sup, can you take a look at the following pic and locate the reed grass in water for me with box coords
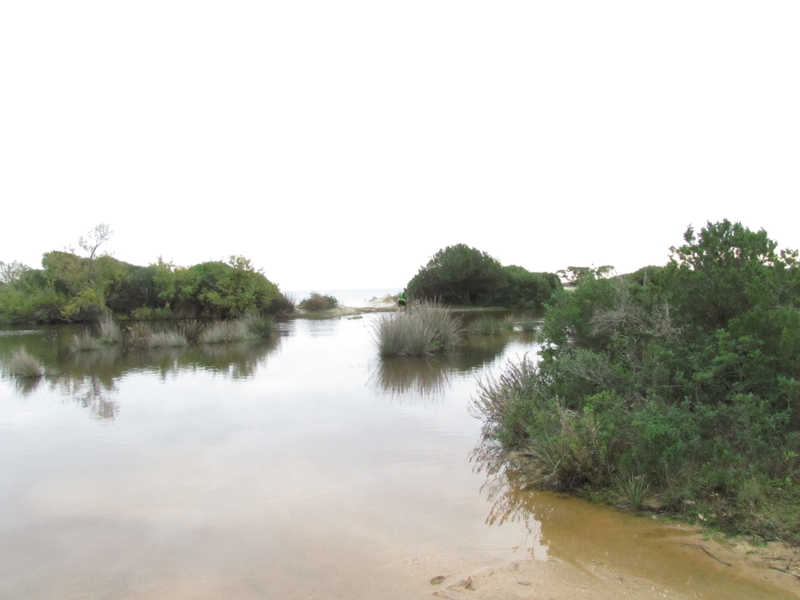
[97,315,121,344]
[148,331,188,348]
[373,301,462,357]
[6,347,43,377]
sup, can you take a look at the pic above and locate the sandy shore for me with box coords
[406,527,799,600]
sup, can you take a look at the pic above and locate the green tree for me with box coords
[0,261,30,284]
[496,265,562,308]
[407,244,505,305]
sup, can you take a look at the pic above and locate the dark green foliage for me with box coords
[267,292,296,315]
[407,244,561,307]
[0,250,283,324]
[474,221,800,542]
[496,266,562,308]
[408,244,505,305]
[298,292,338,312]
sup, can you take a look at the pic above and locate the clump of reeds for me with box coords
[148,330,188,348]
[125,323,153,348]
[615,473,649,511]
[6,347,44,377]
[373,300,462,357]
[97,315,121,344]
[178,320,206,343]
[298,292,338,312]
[200,320,252,344]
[72,330,102,351]
[241,311,275,338]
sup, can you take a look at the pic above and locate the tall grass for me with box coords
[241,311,275,338]
[148,330,188,348]
[200,320,251,344]
[125,323,153,348]
[97,315,121,344]
[373,301,462,357]
[6,347,44,377]
[178,320,206,343]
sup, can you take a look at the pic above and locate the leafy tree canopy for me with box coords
[407,244,505,306]
[408,244,561,307]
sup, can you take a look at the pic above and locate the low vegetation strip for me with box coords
[472,220,800,543]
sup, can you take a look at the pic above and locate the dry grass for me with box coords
[148,331,188,348]
[373,300,462,357]
[6,347,44,377]
[97,315,121,344]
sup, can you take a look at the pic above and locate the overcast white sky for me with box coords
[1,1,797,291]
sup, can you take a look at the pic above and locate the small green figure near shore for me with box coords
[397,288,407,312]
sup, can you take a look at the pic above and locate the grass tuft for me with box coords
[200,320,252,344]
[148,330,188,348]
[373,300,462,357]
[6,347,44,377]
[241,311,275,338]
[97,315,121,344]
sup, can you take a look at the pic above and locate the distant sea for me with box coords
[285,288,401,308]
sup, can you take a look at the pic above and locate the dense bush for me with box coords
[407,244,561,307]
[298,292,338,312]
[473,220,800,542]
[0,251,287,324]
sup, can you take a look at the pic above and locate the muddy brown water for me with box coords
[0,315,794,599]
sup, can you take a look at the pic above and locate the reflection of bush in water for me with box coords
[65,344,123,375]
[471,441,543,527]
[373,356,452,398]
[11,375,43,395]
[195,340,278,379]
[45,373,119,420]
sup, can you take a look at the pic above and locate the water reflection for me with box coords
[471,441,549,560]
[472,441,537,527]
[372,356,453,399]
[371,333,512,400]
[1,328,283,419]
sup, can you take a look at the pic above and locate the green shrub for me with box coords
[298,292,338,312]
[268,292,296,315]
[472,221,800,542]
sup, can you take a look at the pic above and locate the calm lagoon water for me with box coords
[0,314,542,599]
[1,314,792,599]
